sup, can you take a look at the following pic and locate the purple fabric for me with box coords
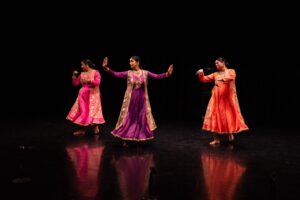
[114,153,153,199]
[147,71,167,79]
[112,86,153,140]
[109,69,167,140]
[107,69,128,78]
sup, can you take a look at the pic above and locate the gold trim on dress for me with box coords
[111,131,154,141]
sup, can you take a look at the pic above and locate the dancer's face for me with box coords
[129,58,139,70]
[81,62,89,71]
[215,60,225,70]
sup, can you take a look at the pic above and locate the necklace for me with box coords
[219,69,227,75]
[133,70,142,75]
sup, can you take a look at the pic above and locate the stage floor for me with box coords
[1,121,299,200]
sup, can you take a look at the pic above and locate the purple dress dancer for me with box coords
[107,69,168,141]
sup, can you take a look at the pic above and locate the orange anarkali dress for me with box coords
[198,69,249,134]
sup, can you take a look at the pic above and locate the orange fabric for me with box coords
[201,151,246,200]
[199,69,249,134]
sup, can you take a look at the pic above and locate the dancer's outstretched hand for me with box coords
[102,57,109,71]
[167,64,173,77]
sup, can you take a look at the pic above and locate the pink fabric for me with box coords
[67,70,105,126]
[66,144,105,199]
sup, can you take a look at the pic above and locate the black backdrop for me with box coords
[2,4,299,130]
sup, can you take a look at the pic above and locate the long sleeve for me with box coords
[223,69,236,82]
[198,73,215,83]
[147,71,168,80]
[89,71,101,87]
[107,69,128,79]
[72,75,81,87]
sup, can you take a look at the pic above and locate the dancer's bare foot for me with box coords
[94,126,100,134]
[209,140,220,145]
[73,130,85,136]
[228,134,234,142]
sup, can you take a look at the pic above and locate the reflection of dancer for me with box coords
[112,148,155,200]
[102,56,173,146]
[66,140,105,199]
[200,146,246,200]
[196,57,249,145]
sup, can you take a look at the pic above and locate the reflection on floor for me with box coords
[112,147,155,200]
[201,145,246,200]
[1,121,300,200]
[66,139,105,199]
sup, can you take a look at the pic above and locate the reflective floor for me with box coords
[1,121,300,200]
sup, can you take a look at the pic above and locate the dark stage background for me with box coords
[2,4,299,130]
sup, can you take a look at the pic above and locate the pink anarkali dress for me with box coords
[67,69,105,126]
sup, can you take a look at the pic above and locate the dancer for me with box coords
[102,56,173,146]
[67,59,105,136]
[196,57,248,145]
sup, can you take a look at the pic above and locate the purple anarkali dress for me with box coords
[108,69,168,141]
[67,69,105,126]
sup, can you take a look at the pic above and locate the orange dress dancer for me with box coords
[197,57,248,145]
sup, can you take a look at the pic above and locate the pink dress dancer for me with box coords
[67,59,105,135]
